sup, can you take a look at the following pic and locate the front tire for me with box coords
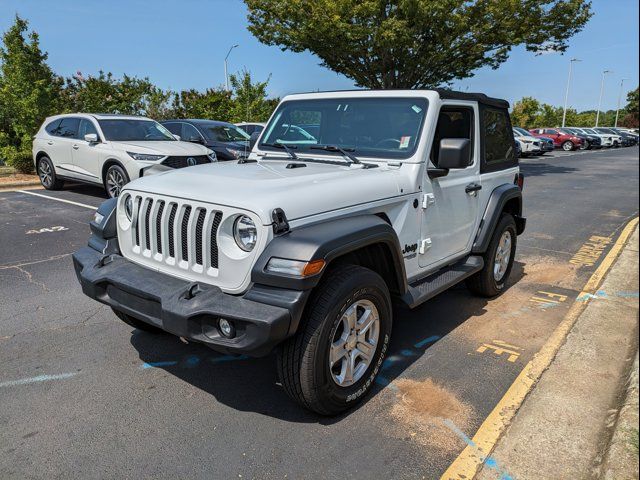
[466,214,517,298]
[104,164,130,198]
[37,156,64,190]
[562,141,575,151]
[277,264,392,416]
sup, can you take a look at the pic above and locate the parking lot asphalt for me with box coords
[1,147,638,479]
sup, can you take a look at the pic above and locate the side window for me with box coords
[546,129,558,135]
[430,107,474,167]
[483,108,515,166]
[78,119,99,140]
[57,118,80,138]
[181,123,202,142]
[45,119,61,136]
[163,123,181,135]
[243,125,255,135]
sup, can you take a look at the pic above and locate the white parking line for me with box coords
[17,190,98,210]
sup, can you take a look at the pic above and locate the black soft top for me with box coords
[435,89,510,109]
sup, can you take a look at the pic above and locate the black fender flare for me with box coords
[472,184,524,254]
[251,215,408,294]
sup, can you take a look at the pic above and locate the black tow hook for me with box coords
[97,254,116,268]
[184,283,203,300]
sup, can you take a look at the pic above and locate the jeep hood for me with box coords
[125,159,410,224]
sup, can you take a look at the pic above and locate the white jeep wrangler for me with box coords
[74,90,525,415]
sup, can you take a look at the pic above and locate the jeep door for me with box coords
[419,103,481,269]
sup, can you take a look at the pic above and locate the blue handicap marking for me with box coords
[414,335,440,349]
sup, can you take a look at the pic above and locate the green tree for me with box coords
[0,15,62,172]
[228,69,279,122]
[511,97,541,128]
[621,87,638,128]
[61,71,158,115]
[172,87,234,120]
[244,0,592,89]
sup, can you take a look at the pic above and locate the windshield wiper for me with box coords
[310,145,361,164]
[262,142,298,160]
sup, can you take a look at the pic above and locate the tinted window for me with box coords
[431,108,473,166]
[261,97,428,160]
[163,122,181,135]
[181,123,202,142]
[203,124,251,143]
[78,119,99,140]
[45,119,61,135]
[545,129,559,135]
[483,108,515,165]
[58,118,80,138]
[98,119,175,141]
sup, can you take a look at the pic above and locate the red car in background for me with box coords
[529,128,584,151]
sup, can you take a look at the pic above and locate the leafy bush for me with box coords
[1,147,34,174]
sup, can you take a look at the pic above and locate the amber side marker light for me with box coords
[302,259,326,276]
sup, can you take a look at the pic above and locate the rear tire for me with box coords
[112,308,164,334]
[466,214,517,298]
[37,156,64,190]
[277,264,392,416]
[562,141,575,151]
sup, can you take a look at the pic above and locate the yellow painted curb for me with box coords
[441,216,639,480]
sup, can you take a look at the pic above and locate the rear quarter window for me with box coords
[482,107,516,172]
[45,119,61,136]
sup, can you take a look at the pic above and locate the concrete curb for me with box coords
[472,223,639,480]
[442,217,639,480]
[600,351,639,480]
[0,180,41,191]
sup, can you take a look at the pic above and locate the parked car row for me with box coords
[526,126,638,152]
[32,113,257,197]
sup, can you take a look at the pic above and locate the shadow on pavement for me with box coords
[130,261,526,424]
[519,161,578,178]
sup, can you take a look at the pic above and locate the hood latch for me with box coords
[271,208,290,235]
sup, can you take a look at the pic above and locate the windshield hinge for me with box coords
[271,208,290,235]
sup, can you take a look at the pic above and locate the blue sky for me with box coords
[1,0,638,111]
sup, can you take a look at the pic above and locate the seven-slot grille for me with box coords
[130,195,223,271]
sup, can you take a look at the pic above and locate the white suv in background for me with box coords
[512,127,542,156]
[32,114,216,197]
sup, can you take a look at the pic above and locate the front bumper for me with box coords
[73,246,304,356]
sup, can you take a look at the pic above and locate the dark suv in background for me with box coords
[561,127,602,149]
[161,119,252,160]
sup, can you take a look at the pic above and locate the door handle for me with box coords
[47,141,54,145]
[465,183,482,194]
[72,144,79,150]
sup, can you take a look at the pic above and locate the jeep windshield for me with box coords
[98,119,176,141]
[260,97,428,160]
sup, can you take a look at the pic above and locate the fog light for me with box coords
[218,318,235,338]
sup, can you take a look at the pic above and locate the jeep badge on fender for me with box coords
[73,89,525,416]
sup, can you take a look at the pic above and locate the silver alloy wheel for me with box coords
[38,159,52,188]
[493,230,512,282]
[106,167,126,198]
[329,299,380,387]
[563,141,573,151]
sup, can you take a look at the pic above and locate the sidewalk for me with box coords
[477,226,639,480]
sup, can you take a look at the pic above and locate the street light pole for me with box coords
[224,44,239,91]
[595,69,612,127]
[614,78,628,127]
[562,58,581,128]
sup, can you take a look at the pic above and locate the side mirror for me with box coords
[187,136,203,144]
[173,134,181,141]
[437,138,471,169]
[84,133,98,143]
[249,131,260,150]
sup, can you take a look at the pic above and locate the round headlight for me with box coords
[124,195,133,220]
[233,215,257,252]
